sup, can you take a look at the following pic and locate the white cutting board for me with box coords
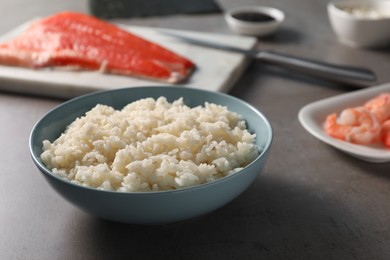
[0,20,257,99]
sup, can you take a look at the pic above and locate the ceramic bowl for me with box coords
[327,0,390,48]
[29,86,273,225]
[225,6,285,37]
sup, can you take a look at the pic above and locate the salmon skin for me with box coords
[0,12,195,83]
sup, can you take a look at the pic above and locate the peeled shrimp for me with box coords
[324,92,390,148]
[381,119,390,148]
[324,107,381,144]
[364,93,390,122]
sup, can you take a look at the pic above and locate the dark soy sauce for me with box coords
[232,12,275,22]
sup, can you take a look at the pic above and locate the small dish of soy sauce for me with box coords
[225,6,285,37]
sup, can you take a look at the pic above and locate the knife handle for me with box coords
[256,51,377,87]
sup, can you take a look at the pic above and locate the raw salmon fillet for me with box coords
[0,12,195,83]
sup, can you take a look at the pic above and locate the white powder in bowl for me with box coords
[40,97,259,192]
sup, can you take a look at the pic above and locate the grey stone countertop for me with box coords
[1,0,389,259]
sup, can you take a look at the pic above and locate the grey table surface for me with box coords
[1,0,390,259]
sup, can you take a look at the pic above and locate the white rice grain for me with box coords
[40,97,259,192]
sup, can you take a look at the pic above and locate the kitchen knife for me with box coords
[161,31,377,88]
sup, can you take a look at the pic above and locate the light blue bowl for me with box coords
[29,86,273,225]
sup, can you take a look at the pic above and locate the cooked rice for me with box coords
[40,97,259,192]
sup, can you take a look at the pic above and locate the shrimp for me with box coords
[324,106,381,144]
[380,119,390,148]
[364,93,390,122]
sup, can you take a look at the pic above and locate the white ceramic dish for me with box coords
[327,0,390,48]
[298,82,390,163]
[225,6,285,37]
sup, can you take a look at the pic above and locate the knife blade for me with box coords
[161,31,377,88]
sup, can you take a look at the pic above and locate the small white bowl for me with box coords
[225,6,285,37]
[327,0,390,48]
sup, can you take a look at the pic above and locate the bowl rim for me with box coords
[29,86,273,196]
[328,0,390,21]
[225,5,285,26]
